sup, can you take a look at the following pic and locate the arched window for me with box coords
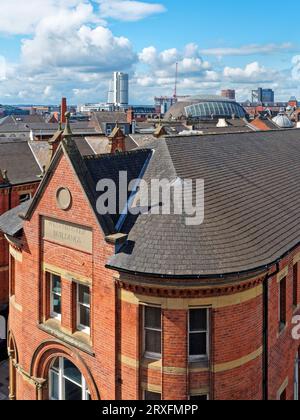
[49,357,90,400]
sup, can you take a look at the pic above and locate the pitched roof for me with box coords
[83,149,152,226]
[0,199,32,236]
[0,139,41,185]
[92,111,128,124]
[24,135,152,237]
[107,129,300,277]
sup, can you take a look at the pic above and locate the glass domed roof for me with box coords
[272,114,294,128]
[165,95,246,121]
[184,99,246,120]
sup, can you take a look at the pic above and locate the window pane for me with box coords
[52,358,60,371]
[78,285,90,306]
[145,391,161,401]
[64,378,82,401]
[63,359,82,385]
[145,307,161,329]
[190,395,208,401]
[52,276,61,295]
[145,330,161,355]
[79,305,90,328]
[52,294,61,315]
[189,332,207,357]
[50,371,59,400]
[190,309,207,331]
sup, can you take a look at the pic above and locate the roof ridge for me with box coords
[83,149,151,161]
[165,127,300,140]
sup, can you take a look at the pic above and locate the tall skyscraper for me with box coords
[252,88,275,104]
[107,72,129,108]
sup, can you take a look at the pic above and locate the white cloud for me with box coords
[139,44,211,77]
[97,0,166,21]
[0,0,165,35]
[223,62,277,83]
[21,4,136,73]
[292,55,300,80]
[200,43,294,57]
[0,0,85,35]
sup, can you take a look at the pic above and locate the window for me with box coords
[49,357,90,400]
[144,390,161,401]
[293,264,299,308]
[189,309,209,361]
[77,284,90,334]
[144,306,162,359]
[50,274,62,320]
[190,395,209,401]
[19,193,31,204]
[279,278,287,332]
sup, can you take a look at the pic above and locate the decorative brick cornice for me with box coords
[115,275,264,299]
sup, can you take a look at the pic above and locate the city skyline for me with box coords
[0,1,299,105]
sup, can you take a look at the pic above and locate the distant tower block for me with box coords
[107,72,129,108]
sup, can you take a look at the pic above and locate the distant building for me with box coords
[90,111,131,136]
[288,96,298,109]
[252,88,275,104]
[108,72,129,108]
[154,96,177,115]
[165,95,246,121]
[221,90,236,101]
[77,103,115,113]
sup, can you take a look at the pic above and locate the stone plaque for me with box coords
[43,218,92,253]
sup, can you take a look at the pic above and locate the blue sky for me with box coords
[0,0,299,104]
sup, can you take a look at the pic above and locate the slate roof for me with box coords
[128,134,157,149]
[0,139,41,185]
[0,199,32,236]
[108,129,300,277]
[7,128,300,278]
[0,122,99,136]
[83,150,152,225]
[92,111,128,124]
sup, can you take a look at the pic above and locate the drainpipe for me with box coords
[263,263,280,401]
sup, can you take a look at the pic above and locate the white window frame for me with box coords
[50,274,62,321]
[188,308,210,362]
[76,283,91,335]
[143,305,162,360]
[49,357,90,401]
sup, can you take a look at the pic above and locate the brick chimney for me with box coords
[127,107,134,124]
[109,123,126,154]
[61,98,67,124]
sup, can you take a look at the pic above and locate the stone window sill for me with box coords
[39,319,94,356]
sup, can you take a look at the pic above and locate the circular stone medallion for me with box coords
[56,187,72,210]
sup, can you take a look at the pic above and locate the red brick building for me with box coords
[2,130,300,400]
[0,139,41,311]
